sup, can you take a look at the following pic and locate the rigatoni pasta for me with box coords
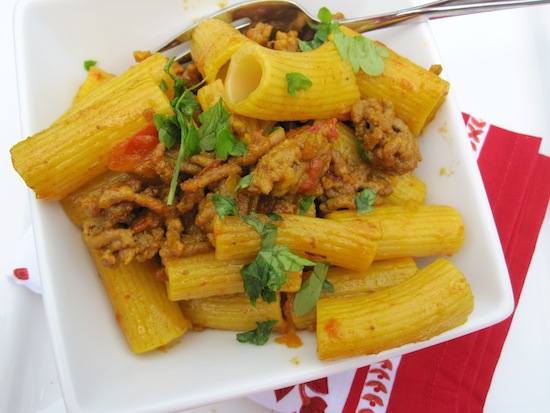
[223,40,360,120]
[316,258,474,360]
[85,241,189,354]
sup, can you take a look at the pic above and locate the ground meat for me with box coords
[247,119,336,197]
[246,22,273,47]
[82,180,171,268]
[351,98,421,175]
[179,160,242,193]
[269,30,300,52]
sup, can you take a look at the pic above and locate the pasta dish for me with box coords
[10,6,474,360]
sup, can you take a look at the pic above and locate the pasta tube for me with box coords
[164,251,302,301]
[58,53,173,123]
[288,257,418,331]
[224,41,360,121]
[11,70,173,200]
[212,213,381,272]
[355,43,449,136]
[191,18,254,82]
[72,66,115,104]
[381,173,427,206]
[326,204,464,260]
[180,293,287,333]
[316,258,474,360]
[85,245,189,354]
[338,27,449,135]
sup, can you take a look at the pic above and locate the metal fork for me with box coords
[154,0,550,63]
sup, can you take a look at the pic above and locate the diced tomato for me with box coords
[306,118,339,140]
[109,122,159,174]
[299,157,327,194]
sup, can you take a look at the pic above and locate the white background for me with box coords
[1,0,548,412]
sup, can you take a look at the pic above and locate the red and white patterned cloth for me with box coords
[248,113,550,413]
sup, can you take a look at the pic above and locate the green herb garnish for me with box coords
[236,320,278,345]
[298,195,316,215]
[155,59,248,205]
[298,7,338,52]
[197,99,248,160]
[356,188,376,215]
[333,30,389,76]
[293,262,333,316]
[240,213,315,305]
[210,194,239,220]
[234,174,253,192]
[83,60,97,71]
[286,72,313,98]
[299,7,389,76]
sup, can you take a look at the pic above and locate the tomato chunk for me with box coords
[109,122,159,174]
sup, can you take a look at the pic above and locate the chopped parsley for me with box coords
[293,262,333,316]
[83,60,97,71]
[240,213,315,306]
[356,188,376,215]
[236,320,278,345]
[154,58,247,205]
[299,7,389,76]
[210,194,239,220]
[298,7,338,52]
[286,72,313,98]
[197,99,248,160]
[298,195,316,215]
[234,174,253,192]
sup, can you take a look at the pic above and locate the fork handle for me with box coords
[342,0,550,33]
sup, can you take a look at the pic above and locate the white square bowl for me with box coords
[13,0,513,411]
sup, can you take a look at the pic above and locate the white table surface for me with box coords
[1,1,548,412]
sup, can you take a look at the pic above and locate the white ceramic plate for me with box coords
[13,0,514,411]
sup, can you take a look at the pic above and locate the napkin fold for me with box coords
[250,114,550,413]
[4,114,550,413]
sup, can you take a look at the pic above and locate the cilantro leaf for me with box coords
[298,195,316,215]
[155,58,204,205]
[333,28,389,76]
[154,114,180,149]
[83,60,97,71]
[210,194,239,220]
[356,188,376,215]
[293,262,331,316]
[298,7,339,52]
[240,214,315,305]
[197,99,248,161]
[286,72,313,98]
[298,8,389,75]
[236,320,278,345]
[234,174,253,192]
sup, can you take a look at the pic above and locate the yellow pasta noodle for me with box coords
[288,257,418,331]
[191,18,254,82]
[180,293,287,333]
[72,65,115,104]
[58,53,173,124]
[212,213,381,272]
[326,204,464,260]
[354,41,449,136]
[85,244,189,354]
[11,69,173,200]
[224,41,360,121]
[164,251,302,300]
[316,258,474,360]
[381,173,427,206]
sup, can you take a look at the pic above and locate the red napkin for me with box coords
[249,114,550,413]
